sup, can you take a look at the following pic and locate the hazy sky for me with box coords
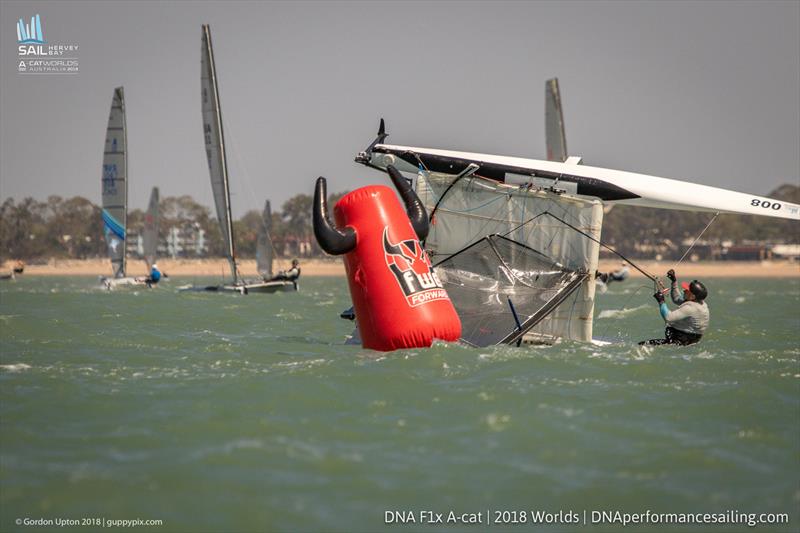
[1,1,798,218]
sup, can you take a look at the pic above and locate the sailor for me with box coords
[596,261,629,285]
[640,269,709,346]
[144,263,162,288]
[268,259,301,282]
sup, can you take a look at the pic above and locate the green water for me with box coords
[1,276,798,532]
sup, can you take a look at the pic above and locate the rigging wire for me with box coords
[222,115,282,267]
[671,212,720,270]
[503,211,658,282]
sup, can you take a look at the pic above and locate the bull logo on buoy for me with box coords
[382,227,447,307]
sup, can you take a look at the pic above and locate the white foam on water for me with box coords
[598,304,649,319]
[0,363,31,373]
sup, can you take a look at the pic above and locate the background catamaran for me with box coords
[100,87,139,289]
[353,111,798,346]
[181,25,295,294]
[99,87,161,290]
[142,187,160,273]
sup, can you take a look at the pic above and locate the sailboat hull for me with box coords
[241,280,297,293]
[100,276,149,290]
[178,280,297,294]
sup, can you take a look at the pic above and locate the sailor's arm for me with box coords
[661,303,693,323]
[667,269,684,304]
[670,284,684,304]
[654,291,670,320]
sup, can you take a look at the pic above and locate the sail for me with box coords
[142,187,159,269]
[435,235,589,346]
[545,78,568,162]
[102,86,127,278]
[417,170,603,342]
[201,24,238,283]
[256,200,273,278]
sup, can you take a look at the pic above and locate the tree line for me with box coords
[1,184,797,262]
[0,192,343,262]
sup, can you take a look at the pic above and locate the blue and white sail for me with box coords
[102,87,127,278]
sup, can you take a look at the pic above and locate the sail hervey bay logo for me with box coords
[16,13,79,74]
[17,14,45,44]
[382,226,449,307]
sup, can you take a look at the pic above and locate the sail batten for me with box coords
[102,87,127,278]
[201,24,238,283]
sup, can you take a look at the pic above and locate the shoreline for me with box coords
[3,258,799,278]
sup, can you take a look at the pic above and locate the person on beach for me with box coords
[267,259,301,283]
[640,269,709,346]
[596,261,630,285]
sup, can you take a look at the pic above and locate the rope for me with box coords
[502,211,658,282]
[670,212,719,270]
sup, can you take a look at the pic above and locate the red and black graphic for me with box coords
[382,226,449,307]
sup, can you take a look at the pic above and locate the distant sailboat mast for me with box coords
[545,78,567,163]
[201,24,238,284]
[142,187,159,269]
[102,86,128,278]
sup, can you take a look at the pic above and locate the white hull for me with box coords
[365,144,800,220]
[241,280,297,293]
[100,276,148,290]
[177,280,297,294]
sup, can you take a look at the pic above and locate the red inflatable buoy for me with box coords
[313,166,461,351]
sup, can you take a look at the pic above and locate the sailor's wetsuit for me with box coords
[270,266,300,282]
[145,267,161,287]
[642,282,709,346]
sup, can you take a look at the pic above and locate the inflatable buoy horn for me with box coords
[313,177,356,255]
[386,165,429,242]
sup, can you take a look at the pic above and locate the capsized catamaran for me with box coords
[180,25,296,294]
[353,119,798,346]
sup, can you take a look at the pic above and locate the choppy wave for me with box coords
[1,276,798,531]
[597,303,649,319]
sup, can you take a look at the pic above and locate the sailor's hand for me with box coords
[653,291,665,304]
[666,269,676,283]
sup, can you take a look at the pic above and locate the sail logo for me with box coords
[102,165,119,195]
[17,14,45,44]
[382,226,449,307]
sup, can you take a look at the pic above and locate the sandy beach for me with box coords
[1,258,344,278]
[3,258,799,278]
